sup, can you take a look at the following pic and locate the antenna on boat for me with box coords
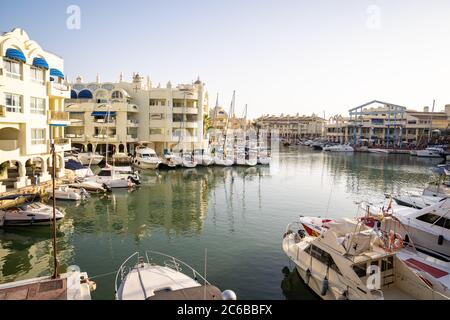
[204,248,207,300]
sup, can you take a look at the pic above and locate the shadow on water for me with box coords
[281,266,319,300]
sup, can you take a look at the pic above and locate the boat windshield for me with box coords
[98,170,112,177]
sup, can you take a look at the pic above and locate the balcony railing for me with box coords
[50,81,69,91]
[54,137,70,145]
[49,110,70,122]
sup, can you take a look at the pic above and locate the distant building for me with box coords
[325,100,450,146]
[65,75,209,155]
[0,28,70,192]
[255,113,325,139]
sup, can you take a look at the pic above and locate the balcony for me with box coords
[47,81,70,99]
[172,136,198,143]
[48,110,70,126]
[65,133,85,142]
[127,119,139,127]
[172,122,198,129]
[91,135,118,143]
[69,119,84,126]
[172,107,198,114]
[50,137,71,152]
[126,135,139,142]
[94,119,116,126]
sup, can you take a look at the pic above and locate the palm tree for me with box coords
[203,113,213,138]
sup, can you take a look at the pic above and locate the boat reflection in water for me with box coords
[280,266,318,300]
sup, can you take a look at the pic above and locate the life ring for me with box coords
[389,231,404,250]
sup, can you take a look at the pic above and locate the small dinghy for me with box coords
[46,186,90,201]
[69,181,111,193]
[1,202,64,227]
[115,251,237,300]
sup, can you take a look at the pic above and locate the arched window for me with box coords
[71,90,78,99]
[78,89,93,99]
[112,91,123,100]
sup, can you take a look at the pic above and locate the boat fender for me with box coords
[305,269,311,284]
[438,235,444,246]
[320,276,329,296]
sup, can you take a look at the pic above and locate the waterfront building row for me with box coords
[326,100,450,146]
[65,74,209,155]
[254,113,326,139]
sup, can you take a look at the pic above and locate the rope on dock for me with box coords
[87,270,117,280]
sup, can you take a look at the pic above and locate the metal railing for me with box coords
[114,250,210,299]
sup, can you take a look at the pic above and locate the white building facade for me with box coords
[66,74,209,155]
[0,28,70,192]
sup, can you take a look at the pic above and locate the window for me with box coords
[5,93,23,112]
[30,97,46,114]
[417,213,450,229]
[308,245,341,274]
[149,128,163,135]
[352,263,367,278]
[4,59,21,79]
[31,128,46,145]
[112,91,123,100]
[30,67,45,84]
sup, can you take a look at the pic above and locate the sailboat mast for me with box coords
[428,99,435,143]
[50,126,58,278]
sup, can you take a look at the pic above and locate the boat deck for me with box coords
[382,286,413,300]
[0,277,67,300]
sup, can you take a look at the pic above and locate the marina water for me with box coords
[0,147,444,299]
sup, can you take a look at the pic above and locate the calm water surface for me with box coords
[0,147,443,299]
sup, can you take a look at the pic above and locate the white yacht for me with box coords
[46,185,90,201]
[132,146,161,170]
[323,144,354,152]
[181,153,197,168]
[193,149,214,166]
[417,147,445,158]
[283,217,449,299]
[393,193,444,209]
[163,151,183,166]
[77,152,104,165]
[1,202,64,227]
[291,215,450,299]
[257,147,271,165]
[115,251,237,300]
[214,150,234,166]
[85,165,140,188]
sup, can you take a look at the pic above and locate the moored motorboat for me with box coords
[323,144,354,152]
[115,251,237,300]
[1,202,64,227]
[283,217,449,300]
[131,146,161,170]
[181,153,197,168]
[45,186,90,201]
[193,149,214,166]
[417,147,445,158]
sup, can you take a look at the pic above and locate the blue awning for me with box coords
[5,48,26,63]
[32,57,49,69]
[70,90,78,99]
[50,68,64,79]
[91,111,116,117]
[78,89,93,99]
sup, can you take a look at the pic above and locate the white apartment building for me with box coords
[0,28,70,192]
[65,74,209,155]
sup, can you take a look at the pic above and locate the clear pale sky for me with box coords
[1,0,450,119]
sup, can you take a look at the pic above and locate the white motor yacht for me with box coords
[163,151,183,166]
[132,146,161,170]
[283,217,449,300]
[1,202,64,227]
[115,251,237,300]
[46,186,90,201]
[193,149,214,166]
[417,147,445,158]
[393,193,444,209]
[181,153,197,168]
[324,144,354,152]
[77,152,104,165]
[85,165,140,188]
